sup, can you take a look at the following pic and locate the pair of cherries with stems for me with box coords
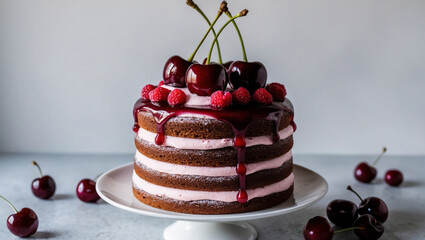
[354,147,404,186]
[304,186,388,240]
[162,1,229,88]
[187,0,267,95]
[31,161,100,202]
[186,5,250,96]
[164,1,266,96]
[185,0,246,69]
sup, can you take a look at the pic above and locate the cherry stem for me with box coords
[334,227,363,234]
[206,9,248,65]
[187,0,223,63]
[371,146,387,166]
[347,185,363,202]
[0,195,18,213]
[32,161,43,177]
[225,10,247,62]
[187,1,226,63]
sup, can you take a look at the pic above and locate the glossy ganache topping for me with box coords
[132,81,295,203]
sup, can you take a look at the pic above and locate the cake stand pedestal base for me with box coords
[163,221,257,240]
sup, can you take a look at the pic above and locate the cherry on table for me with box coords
[0,195,38,238]
[326,199,358,227]
[353,214,384,240]
[76,178,100,203]
[31,161,56,199]
[354,147,386,183]
[303,216,334,240]
[354,162,377,183]
[385,169,403,186]
[347,186,389,223]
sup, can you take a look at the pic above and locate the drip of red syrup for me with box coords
[155,133,165,145]
[234,135,247,203]
[291,121,297,132]
[236,188,248,203]
[132,124,139,133]
[132,98,295,203]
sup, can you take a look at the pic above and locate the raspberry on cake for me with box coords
[210,90,232,107]
[141,84,156,100]
[232,87,251,105]
[253,88,273,105]
[167,89,186,106]
[266,82,287,102]
[148,87,171,102]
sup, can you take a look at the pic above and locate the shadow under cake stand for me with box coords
[96,163,328,240]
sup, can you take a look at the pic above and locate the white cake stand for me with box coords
[96,163,328,240]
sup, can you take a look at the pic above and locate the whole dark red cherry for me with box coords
[385,169,403,186]
[163,55,193,87]
[186,63,227,96]
[0,196,38,238]
[354,147,386,183]
[347,186,389,223]
[326,199,358,227]
[31,161,56,199]
[358,197,389,223]
[353,214,384,240]
[228,61,267,93]
[303,216,333,240]
[354,162,377,183]
[76,179,100,203]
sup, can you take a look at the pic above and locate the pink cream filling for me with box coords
[135,150,292,177]
[137,125,294,150]
[132,171,294,202]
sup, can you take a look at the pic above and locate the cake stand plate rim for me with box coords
[96,162,328,222]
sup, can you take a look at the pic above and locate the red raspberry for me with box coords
[232,87,251,105]
[266,82,287,101]
[149,87,171,102]
[210,91,232,108]
[167,89,186,106]
[158,80,164,86]
[253,88,272,105]
[141,84,156,100]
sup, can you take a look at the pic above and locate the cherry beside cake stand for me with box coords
[96,163,328,240]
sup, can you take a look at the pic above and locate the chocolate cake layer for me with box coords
[137,111,292,139]
[132,184,294,214]
[135,136,293,167]
[133,158,293,191]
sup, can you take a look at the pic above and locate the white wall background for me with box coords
[1,0,424,155]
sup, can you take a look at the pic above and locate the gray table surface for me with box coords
[0,153,424,240]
